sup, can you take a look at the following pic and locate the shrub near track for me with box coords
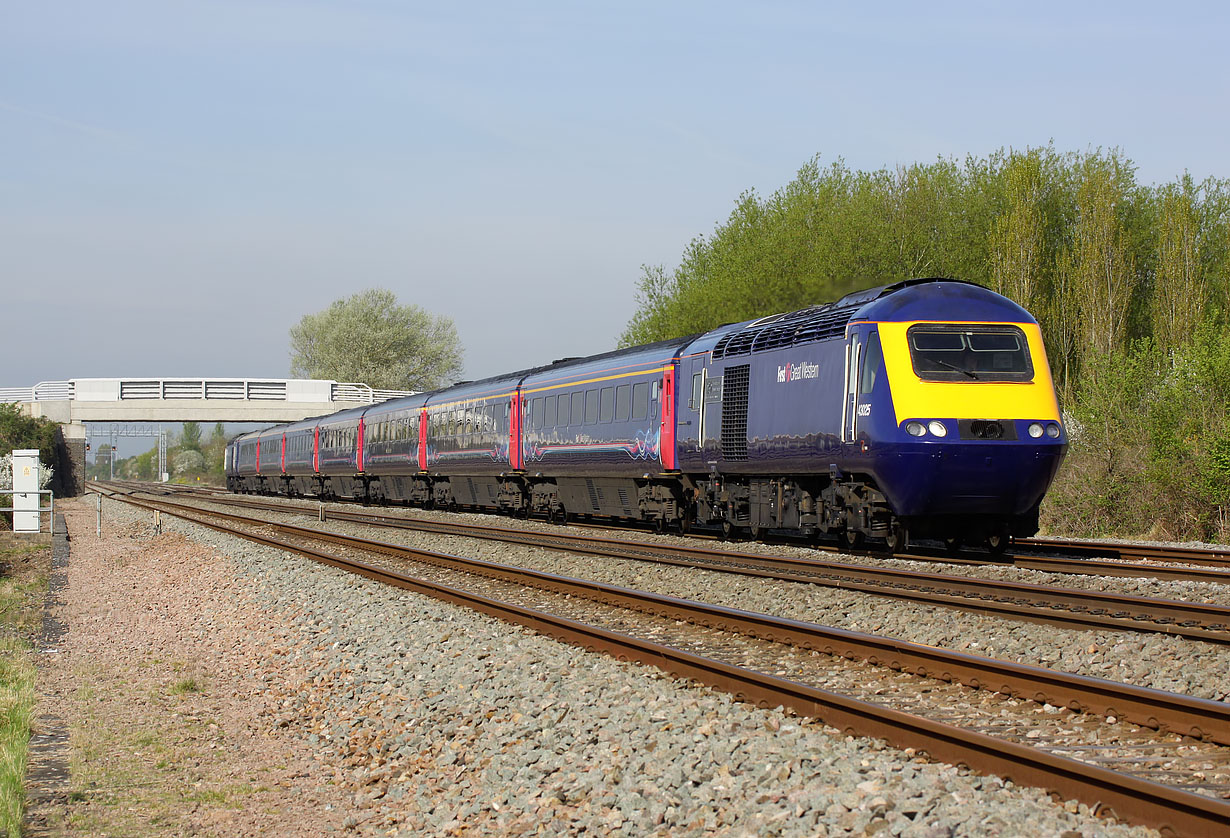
[0,542,46,834]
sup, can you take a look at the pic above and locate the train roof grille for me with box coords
[712,303,860,359]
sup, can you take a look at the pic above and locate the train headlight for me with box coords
[1046,423,1061,438]
[927,420,947,437]
[905,421,926,437]
[1028,422,1044,438]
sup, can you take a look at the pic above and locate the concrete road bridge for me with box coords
[2,377,416,495]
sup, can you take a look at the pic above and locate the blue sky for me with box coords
[4,0,1228,402]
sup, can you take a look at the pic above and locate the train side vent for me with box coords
[720,364,750,461]
[712,304,859,360]
[586,479,602,512]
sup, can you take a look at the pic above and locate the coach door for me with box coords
[842,331,862,443]
[681,355,715,461]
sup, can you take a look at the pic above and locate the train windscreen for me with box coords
[907,325,1033,382]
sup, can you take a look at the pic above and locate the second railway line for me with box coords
[107,484,1230,649]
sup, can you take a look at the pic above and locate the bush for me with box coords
[171,450,205,477]
[1042,322,1230,542]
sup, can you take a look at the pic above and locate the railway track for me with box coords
[112,481,1230,578]
[1017,536,1230,570]
[94,484,1230,837]
[103,484,1230,646]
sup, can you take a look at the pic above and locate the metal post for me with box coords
[155,510,161,534]
[96,493,102,537]
[319,502,325,522]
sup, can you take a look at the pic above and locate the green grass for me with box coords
[168,678,203,696]
[0,544,46,837]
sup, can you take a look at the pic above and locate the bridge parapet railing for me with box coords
[0,381,74,404]
[117,380,294,401]
[331,383,417,403]
[1,379,412,405]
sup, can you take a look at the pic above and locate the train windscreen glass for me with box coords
[907,325,1033,382]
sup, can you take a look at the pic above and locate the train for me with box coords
[225,278,1067,553]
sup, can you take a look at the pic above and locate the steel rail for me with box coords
[1003,554,1230,585]
[100,488,1230,838]
[1017,536,1230,569]
[127,488,1230,644]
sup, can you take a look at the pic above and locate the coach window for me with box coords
[691,374,702,410]
[571,391,584,425]
[860,333,882,395]
[599,387,614,423]
[531,398,543,429]
[542,395,556,427]
[585,389,599,424]
[632,382,649,420]
[615,384,630,421]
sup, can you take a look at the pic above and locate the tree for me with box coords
[289,288,464,391]
[619,154,999,347]
[1061,155,1139,365]
[1152,175,1205,356]
[0,403,59,469]
[181,422,202,452]
[989,152,1045,313]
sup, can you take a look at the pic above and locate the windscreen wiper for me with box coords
[929,358,978,379]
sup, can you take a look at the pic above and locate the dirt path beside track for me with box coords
[26,498,350,836]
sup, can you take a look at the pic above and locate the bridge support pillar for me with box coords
[54,423,86,498]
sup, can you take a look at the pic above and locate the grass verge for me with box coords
[0,543,48,836]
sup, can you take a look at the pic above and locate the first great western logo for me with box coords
[776,360,820,383]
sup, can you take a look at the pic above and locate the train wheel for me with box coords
[885,521,909,554]
[677,509,694,536]
[943,536,963,555]
[837,529,865,551]
[654,517,668,535]
[720,519,733,541]
[985,531,1010,555]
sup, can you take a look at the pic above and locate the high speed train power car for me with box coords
[227,278,1067,552]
